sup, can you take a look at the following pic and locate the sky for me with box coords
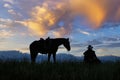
[0,0,120,56]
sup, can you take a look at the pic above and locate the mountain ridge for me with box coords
[0,50,120,62]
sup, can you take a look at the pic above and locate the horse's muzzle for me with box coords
[68,48,71,51]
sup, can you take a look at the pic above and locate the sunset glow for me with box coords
[0,0,120,56]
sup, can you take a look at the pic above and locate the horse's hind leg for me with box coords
[48,53,51,62]
[30,51,38,63]
[53,53,56,63]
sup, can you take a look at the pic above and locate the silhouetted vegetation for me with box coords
[0,60,120,80]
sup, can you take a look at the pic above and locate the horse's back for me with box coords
[30,40,42,51]
[30,40,48,54]
[29,38,69,54]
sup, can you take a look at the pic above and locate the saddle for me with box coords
[39,38,52,50]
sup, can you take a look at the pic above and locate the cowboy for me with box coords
[83,45,101,63]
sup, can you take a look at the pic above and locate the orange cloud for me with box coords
[22,6,57,36]
[21,2,69,37]
[115,8,120,21]
[70,0,106,28]
[19,0,120,37]
[52,27,71,37]
[70,0,120,28]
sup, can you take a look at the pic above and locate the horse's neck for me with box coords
[54,38,65,46]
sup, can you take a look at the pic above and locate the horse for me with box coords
[29,38,71,63]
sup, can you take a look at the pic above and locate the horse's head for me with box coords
[63,38,71,51]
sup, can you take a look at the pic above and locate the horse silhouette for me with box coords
[29,38,71,63]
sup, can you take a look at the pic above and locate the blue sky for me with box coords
[0,0,120,56]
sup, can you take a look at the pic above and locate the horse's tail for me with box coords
[29,44,33,63]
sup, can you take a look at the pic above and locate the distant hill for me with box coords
[0,50,120,62]
[99,55,120,62]
[0,50,30,61]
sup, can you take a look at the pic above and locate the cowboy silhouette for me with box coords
[83,45,101,63]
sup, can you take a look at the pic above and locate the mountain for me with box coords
[0,50,120,62]
[99,55,120,62]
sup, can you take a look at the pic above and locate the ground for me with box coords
[0,61,120,80]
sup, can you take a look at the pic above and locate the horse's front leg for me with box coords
[48,53,51,62]
[53,53,56,63]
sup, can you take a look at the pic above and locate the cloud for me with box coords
[52,27,72,37]
[96,48,108,53]
[2,0,120,37]
[0,18,13,29]
[20,3,72,37]
[25,0,120,36]
[0,18,12,23]
[7,9,22,17]
[4,3,12,9]
[96,47,120,56]
[3,0,14,4]
[71,43,85,48]
[70,0,120,27]
[85,36,120,49]
[0,18,28,37]
[70,0,106,28]
[8,9,16,15]
[77,29,90,35]
[102,23,120,28]
[0,30,14,38]
[0,24,8,28]
[103,42,120,48]
[0,18,15,41]
[86,39,103,46]
[102,37,120,42]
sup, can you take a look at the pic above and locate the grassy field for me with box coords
[0,61,120,80]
